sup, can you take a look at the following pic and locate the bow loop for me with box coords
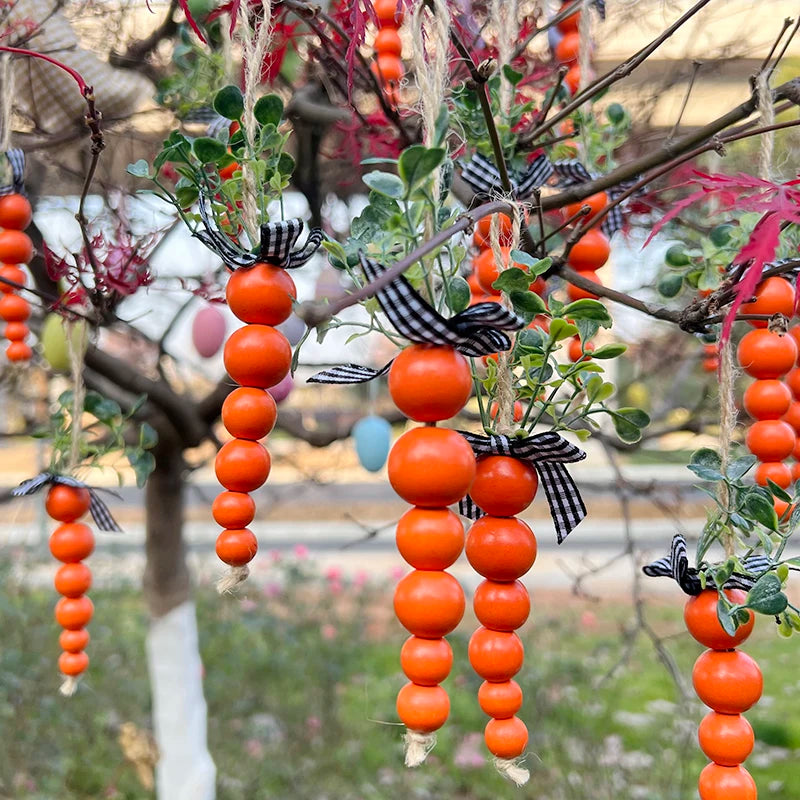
[194,201,323,270]
[11,473,122,532]
[643,534,771,595]
[0,149,25,196]
[460,152,553,200]
[457,431,587,543]
[309,255,525,385]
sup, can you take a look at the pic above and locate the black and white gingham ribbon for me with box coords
[460,152,554,200]
[643,534,770,595]
[594,0,606,19]
[457,431,587,543]
[551,160,639,238]
[309,254,524,384]
[11,473,122,532]
[194,203,323,270]
[0,149,25,196]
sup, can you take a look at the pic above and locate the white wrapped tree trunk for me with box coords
[146,602,216,800]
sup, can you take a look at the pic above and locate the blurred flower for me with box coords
[306,716,322,735]
[293,543,309,560]
[325,565,342,582]
[263,581,282,598]
[244,738,264,759]
[328,580,343,595]
[269,549,282,564]
[353,570,369,589]
[239,597,257,613]
[580,610,598,629]
[390,565,406,582]
[453,733,486,768]
[321,623,338,641]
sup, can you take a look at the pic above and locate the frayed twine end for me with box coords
[59,676,79,697]
[493,756,530,786]
[403,729,436,767]
[216,564,249,594]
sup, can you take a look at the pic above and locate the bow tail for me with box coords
[88,491,123,533]
[458,494,485,521]
[308,361,393,384]
[535,461,587,543]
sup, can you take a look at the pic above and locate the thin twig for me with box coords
[510,0,582,60]
[668,61,702,141]
[760,17,793,73]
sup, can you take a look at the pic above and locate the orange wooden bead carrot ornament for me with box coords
[209,219,322,591]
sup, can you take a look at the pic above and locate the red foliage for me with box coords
[645,172,800,343]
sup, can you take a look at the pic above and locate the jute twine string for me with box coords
[490,0,517,115]
[239,0,273,238]
[403,729,437,768]
[494,755,530,787]
[578,0,592,93]
[717,339,738,559]
[757,70,775,181]
[0,53,13,152]
[410,0,450,241]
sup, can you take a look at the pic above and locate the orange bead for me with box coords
[400,636,453,686]
[396,683,449,733]
[466,516,537,581]
[754,460,792,488]
[223,325,291,389]
[4,321,28,341]
[692,650,762,714]
[478,680,523,719]
[394,569,465,638]
[698,764,756,800]
[5,341,31,361]
[0,293,30,321]
[395,507,464,570]
[58,650,89,677]
[470,455,538,517]
[468,627,524,681]
[473,580,530,631]
[484,716,528,759]
[684,589,754,650]
[554,31,580,64]
[698,712,754,767]
[741,276,795,327]
[215,528,258,567]
[226,263,296,325]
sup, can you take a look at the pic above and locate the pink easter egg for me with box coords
[269,373,294,404]
[192,305,227,358]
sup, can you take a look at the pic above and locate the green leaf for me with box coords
[213,85,244,120]
[322,239,347,269]
[746,572,789,615]
[767,479,793,503]
[509,290,547,315]
[433,106,450,147]
[445,276,471,313]
[492,267,532,294]
[657,272,684,298]
[744,491,779,531]
[611,412,643,444]
[509,249,537,268]
[176,186,199,208]
[126,159,151,178]
[84,392,122,424]
[728,454,757,481]
[397,146,446,193]
[503,64,523,86]
[589,343,627,359]
[277,152,295,177]
[139,422,159,450]
[193,137,227,163]
[253,94,283,127]
[362,171,405,198]
[561,299,613,327]
[586,378,615,404]
[687,448,723,480]
[717,595,738,637]
[548,318,578,342]
[127,449,156,489]
[615,407,650,428]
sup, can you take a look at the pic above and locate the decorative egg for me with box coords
[353,415,392,472]
[192,305,226,358]
[278,313,306,346]
[270,373,294,404]
[41,312,87,372]
[548,27,563,52]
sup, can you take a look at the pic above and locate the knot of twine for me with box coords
[490,201,524,435]
[0,53,13,152]
[494,756,530,786]
[403,730,437,767]
[217,564,250,594]
[757,70,775,181]
[239,0,274,238]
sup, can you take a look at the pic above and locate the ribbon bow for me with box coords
[0,149,25,196]
[194,203,323,270]
[460,152,554,201]
[458,431,587,543]
[11,473,123,532]
[309,254,524,384]
[551,159,642,238]
[642,534,770,595]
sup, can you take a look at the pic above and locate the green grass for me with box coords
[1,557,799,799]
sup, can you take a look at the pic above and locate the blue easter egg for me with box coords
[353,415,392,472]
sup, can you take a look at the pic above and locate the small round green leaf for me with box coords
[213,85,244,120]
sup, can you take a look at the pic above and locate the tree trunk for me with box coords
[145,439,216,799]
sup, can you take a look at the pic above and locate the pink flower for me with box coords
[239,597,257,612]
[263,581,282,598]
[269,549,282,563]
[328,579,343,595]
[390,565,406,582]
[244,738,264,758]
[453,733,486,768]
[293,543,309,560]
[353,570,369,589]
[581,611,598,629]
[306,715,322,735]
[321,623,338,641]
[325,565,342,582]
